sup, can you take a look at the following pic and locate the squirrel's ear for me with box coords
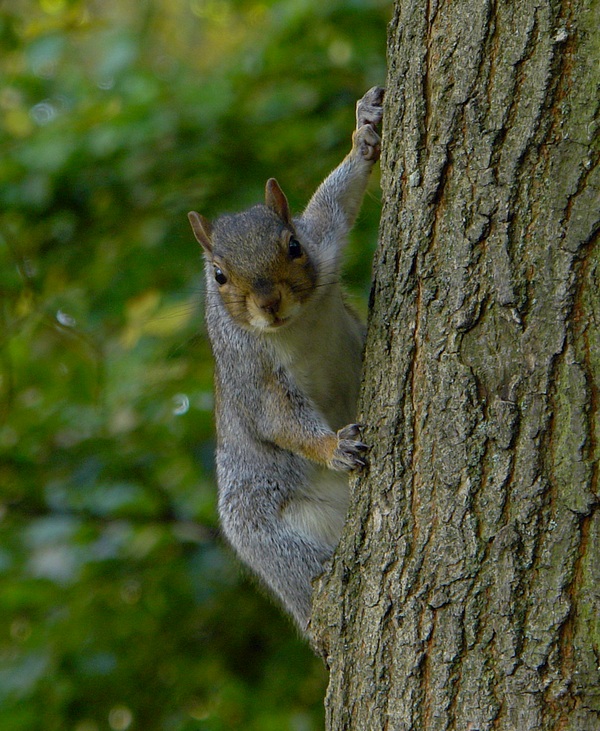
[265,178,291,225]
[188,211,213,254]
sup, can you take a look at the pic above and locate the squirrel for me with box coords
[187,86,384,634]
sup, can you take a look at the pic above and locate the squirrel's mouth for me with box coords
[260,315,291,332]
[247,312,291,332]
[247,299,301,332]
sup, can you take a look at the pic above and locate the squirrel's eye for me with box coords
[288,237,302,259]
[214,267,227,285]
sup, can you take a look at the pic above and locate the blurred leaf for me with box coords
[0,0,386,728]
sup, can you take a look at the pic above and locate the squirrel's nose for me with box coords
[253,280,281,315]
[255,292,281,315]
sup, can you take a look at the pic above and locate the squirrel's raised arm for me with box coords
[299,86,384,245]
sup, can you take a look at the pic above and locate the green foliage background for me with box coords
[0,1,387,729]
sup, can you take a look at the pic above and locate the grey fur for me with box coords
[193,87,384,633]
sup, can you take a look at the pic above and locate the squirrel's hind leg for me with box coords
[218,473,333,633]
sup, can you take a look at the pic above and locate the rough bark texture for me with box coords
[312,0,599,729]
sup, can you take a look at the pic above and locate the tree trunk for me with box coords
[312,0,600,729]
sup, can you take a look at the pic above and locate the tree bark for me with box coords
[312,0,600,729]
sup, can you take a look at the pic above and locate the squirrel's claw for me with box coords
[330,423,370,472]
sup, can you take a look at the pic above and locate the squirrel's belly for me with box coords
[280,468,349,548]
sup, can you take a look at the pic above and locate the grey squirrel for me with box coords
[187,87,384,634]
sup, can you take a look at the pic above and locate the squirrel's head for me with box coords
[188,179,318,333]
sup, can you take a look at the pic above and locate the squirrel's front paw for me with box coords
[330,424,369,472]
[352,124,381,162]
[356,86,384,130]
[354,86,384,161]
